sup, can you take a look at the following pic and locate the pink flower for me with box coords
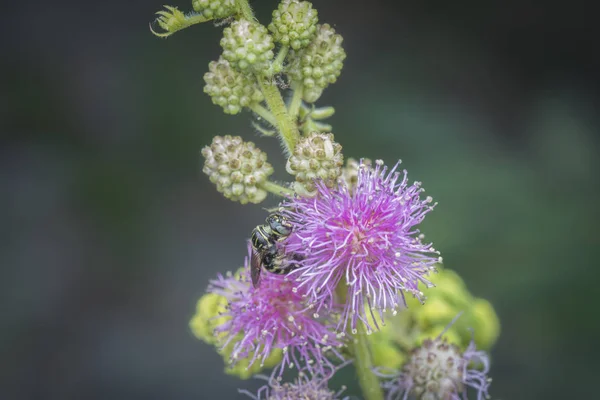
[283,160,439,332]
[208,245,344,376]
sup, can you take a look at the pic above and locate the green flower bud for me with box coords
[287,24,346,102]
[221,343,283,379]
[203,57,264,114]
[268,0,319,50]
[189,293,229,345]
[471,299,500,350]
[405,268,500,352]
[202,135,274,204]
[286,132,343,195]
[221,20,275,72]
[192,0,236,19]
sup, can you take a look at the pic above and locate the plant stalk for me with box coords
[257,77,300,154]
[336,283,385,400]
[259,181,294,197]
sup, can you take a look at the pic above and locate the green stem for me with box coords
[257,77,300,154]
[271,45,289,74]
[336,284,385,400]
[259,181,294,197]
[249,103,277,126]
[235,0,255,21]
[288,82,304,121]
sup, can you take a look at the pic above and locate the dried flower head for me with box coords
[282,159,439,332]
[208,246,344,376]
[201,135,274,204]
[381,335,491,400]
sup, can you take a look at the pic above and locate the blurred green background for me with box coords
[1,0,599,399]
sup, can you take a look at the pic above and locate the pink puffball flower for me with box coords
[283,159,440,332]
[208,246,344,376]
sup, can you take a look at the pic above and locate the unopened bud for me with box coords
[202,135,274,204]
[287,24,346,102]
[192,0,235,19]
[204,57,264,114]
[268,0,319,50]
[221,20,275,72]
[286,132,343,195]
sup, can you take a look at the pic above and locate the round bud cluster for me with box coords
[202,135,274,204]
[340,157,372,193]
[192,0,236,19]
[286,132,343,195]
[268,0,319,50]
[287,24,346,103]
[203,57,264,114]
[221,20,275,72]
[403,338,466,399]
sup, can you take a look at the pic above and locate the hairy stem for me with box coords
[235,0,255,21]
[259,181,294,197]
[271,45,289,74]
[257,77,300,154]
[288,82,304,121]
[249,103,277,126]
[336,284,385,400]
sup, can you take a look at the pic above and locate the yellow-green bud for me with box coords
[406,268,500,351]
[202,135,274,204]
[221,20,275,72]
[286,132,343,195]
[471,299,500,350]
[221,343,283,379]
[192,0,235,19]
[204,57,264,114]
[268,0,319,50]
[288,24,346,102]
[372,339,406,370]
[189,293,228,345]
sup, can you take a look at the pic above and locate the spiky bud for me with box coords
[203,57,264,114]
[287,24,346,102]
[406,338,468,398]
[286,132,343,195]
[268,0,319,50]
[221,20,275,72]
[202,135,274,204]
[383,336,491,400]
[192,0,236,19]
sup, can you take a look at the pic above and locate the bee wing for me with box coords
[250,248,262,288]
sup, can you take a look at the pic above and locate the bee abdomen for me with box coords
[251,225,274,251]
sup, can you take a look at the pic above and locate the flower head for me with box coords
[381,335,491,400]
[201,135,274,204]
[282,159,439,332]
[208,245,344,376]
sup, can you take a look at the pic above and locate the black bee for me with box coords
[250,212,299,287]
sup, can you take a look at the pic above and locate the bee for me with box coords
[250,212,299,287]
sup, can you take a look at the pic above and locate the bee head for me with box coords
[266,213,293,237]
